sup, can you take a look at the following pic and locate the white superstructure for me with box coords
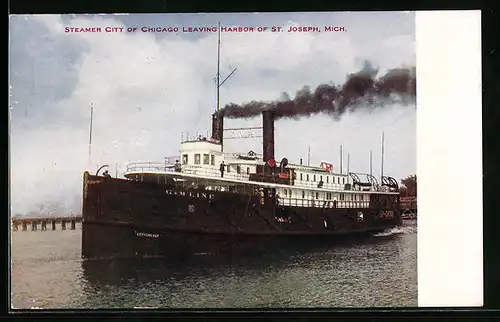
[123,138,398,210]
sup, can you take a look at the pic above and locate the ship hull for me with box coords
[81,172,401,259]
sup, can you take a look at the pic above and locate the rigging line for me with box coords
[219,41,234,72]
[385,107,415,128]
[361,106,415,137]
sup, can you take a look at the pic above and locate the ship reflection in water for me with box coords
[11,221,416,309]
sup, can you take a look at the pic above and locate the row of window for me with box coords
[297,172,346,185]
[182,154,253,174]
[281,189,368,201]
[226,165,251,174]
[183,153,215,166]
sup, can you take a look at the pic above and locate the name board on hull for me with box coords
[165,190,216,200]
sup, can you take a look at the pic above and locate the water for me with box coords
[10,221,417,309]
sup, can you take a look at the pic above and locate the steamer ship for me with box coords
[81,26,402,260]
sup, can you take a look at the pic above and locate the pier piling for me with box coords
[12,216,82,232]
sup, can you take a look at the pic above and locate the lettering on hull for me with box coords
[378,210,394,219]
[134,231,160,238]
[88,180,104,185]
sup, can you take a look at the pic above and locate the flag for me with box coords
[320,162,333,172]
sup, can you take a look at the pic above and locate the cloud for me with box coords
[9,13,415,215]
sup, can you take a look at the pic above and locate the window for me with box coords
[203,154,210,165]
[306,174,309,181]
[211,155,215,165]
[320,175,323,182]
[227,165,230,173]
[194,154,201,165]
[236,165,241,174]
[284,190,288,196]
[326,176,329,183]
[315,192,319,199]
[313,175,316,182]
[182,154,188,165]
[300,173,303,180]
[343,177,345,184]
[302,191,305,198]
[289,190,292,197]
[247,167,250,174]
[293,172,297,179]
[337,177,340,184]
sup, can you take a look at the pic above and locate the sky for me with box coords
[8,12,416,216]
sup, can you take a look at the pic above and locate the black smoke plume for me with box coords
[220,61,416,120]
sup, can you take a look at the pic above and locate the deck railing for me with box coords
[182,165,252,181]
[276,197,371,209]
[125,162,174,173]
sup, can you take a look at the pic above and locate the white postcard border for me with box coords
[416,10,483,307]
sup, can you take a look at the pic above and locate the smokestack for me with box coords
[211,112,224,146]
[211,113,217,139]
[262,110,275,162]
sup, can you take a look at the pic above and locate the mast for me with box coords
[347,153,350,175]
[307,145,311,166]
[88,102,94,168]
[369,150,373,178]
[340,144,343,175]
[381,131,385,183]
[216,21,221,115]
[214,21,238,153]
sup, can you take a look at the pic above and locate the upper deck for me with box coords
[123,141,397,195]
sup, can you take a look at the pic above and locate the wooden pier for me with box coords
[11,216,82,232]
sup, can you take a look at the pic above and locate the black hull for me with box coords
[82,172,401,259]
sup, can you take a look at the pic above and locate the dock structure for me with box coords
[11,216,82,232]
[400,196,417,219]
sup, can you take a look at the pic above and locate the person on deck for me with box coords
[220,161,225,178]
[174,160,181,172]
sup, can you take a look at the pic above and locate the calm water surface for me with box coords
[11,221,417,309]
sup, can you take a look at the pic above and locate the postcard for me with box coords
[8,11,482,310]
